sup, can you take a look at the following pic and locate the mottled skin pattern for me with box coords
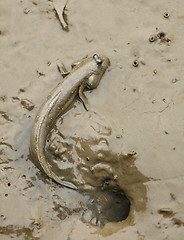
[30,54,110,189]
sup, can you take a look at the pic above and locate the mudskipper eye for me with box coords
[93,54,103,65]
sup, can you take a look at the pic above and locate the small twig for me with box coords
[53,0,69,32]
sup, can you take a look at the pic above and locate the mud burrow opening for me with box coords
[81,188,130,226]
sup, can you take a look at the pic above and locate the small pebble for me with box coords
[0,215,6,220]
[0,96,7,102]
[172,78,179,83]
[91,217,97,225]
[36,70,46,77]
[12,96,20,103]
[19,88,25,92]
[21,99,35,111]
[157,32,165,39]
[23,8,30,14]
[170,193,176,200]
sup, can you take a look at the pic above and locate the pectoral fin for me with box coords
[79,83,89,111]
[57,60,70,77]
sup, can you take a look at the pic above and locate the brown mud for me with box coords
[1,0,184,239]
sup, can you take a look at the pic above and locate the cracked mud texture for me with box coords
[1,0,184,239]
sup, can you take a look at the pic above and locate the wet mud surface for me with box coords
[1,0,184,239]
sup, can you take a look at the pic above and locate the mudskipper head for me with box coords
[87,54,110,89]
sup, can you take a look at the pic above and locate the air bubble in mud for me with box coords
[163,12,169,18]
[149,34,156,42]
[82,189,130,226]
[132,60,139,67]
